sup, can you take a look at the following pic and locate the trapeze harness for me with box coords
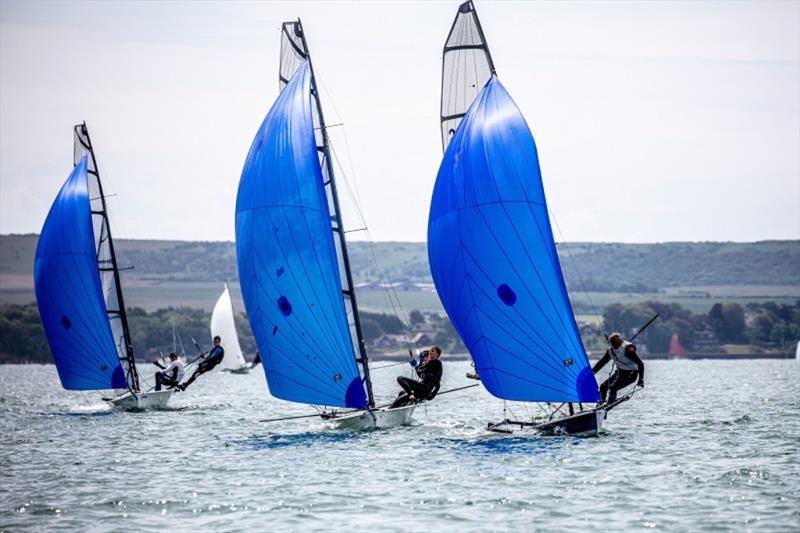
[611,340,638,371]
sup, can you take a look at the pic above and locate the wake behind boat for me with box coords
[34,124,170,411]
[235,19,415,431]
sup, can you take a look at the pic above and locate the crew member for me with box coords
[592,332,645,403]
[153,352,185,391]
[178,336,225,391]
[390,346,443,408]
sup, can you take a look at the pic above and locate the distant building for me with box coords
[412,332,433,346]
[412,322,434,335]
[372,334,407,350]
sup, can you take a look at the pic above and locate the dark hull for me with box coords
[486,394,632,437]
[489,409,604,437]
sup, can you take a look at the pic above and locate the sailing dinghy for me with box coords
[211,282,251,373]
[35,123,171,410]
[428,2,627,436]
[235,20,415,430]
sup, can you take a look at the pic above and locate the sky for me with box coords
[1,0,798,244]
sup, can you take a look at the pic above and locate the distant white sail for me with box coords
[210,283,247,370]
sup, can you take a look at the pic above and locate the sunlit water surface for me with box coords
[1,360,798,532]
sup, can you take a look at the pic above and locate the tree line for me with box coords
[0,304,465,363]
[600,300,799,353]
[2,300,797,364]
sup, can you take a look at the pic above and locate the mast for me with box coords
[74,123,140,392]
[280,20,375,408]
[440,0,496,151]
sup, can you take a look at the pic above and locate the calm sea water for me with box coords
[1,360,798,532]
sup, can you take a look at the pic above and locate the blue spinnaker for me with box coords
[236,61,367,409]
[428,76,599,403]
[34,156,126,390]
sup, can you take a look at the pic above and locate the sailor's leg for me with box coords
[180,369,201,390]
[406,380,430,402]
[390,393,410,408]
[599,372,616,402]
[155,372,163,391]
[609,370,638,402]
[608,370,638,402]
[397,376,415,396]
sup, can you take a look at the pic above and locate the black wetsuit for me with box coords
[180,346,224,390]
[391,358,443,408]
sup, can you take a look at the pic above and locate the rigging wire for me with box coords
[315,71,418,355]
[326,135,418,355]
[550,212,602,326]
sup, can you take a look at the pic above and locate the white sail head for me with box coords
[210,283,247,370]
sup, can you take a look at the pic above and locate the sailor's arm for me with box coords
[592,351,610,374]
[152,359,166,370]
[627,346,645,386]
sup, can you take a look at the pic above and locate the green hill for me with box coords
[2,234,798,313]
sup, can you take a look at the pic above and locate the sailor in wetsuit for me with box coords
[153,352,185,391]
[592,332,645,403]
[178,336,225,391]
[390,346,443,408]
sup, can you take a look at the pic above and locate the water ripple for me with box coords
[1,360,798,532]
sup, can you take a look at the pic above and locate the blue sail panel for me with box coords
[235,61,367,409]
[428,76,599,403]
[34,156,126,390]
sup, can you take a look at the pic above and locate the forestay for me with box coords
[428,75,599,403]
[235,61,368,409]
[210,283,247,370]
[34,156,127,390]
[440,0,495,152]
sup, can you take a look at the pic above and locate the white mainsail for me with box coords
[210,283,247,370]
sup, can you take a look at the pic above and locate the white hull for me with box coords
[107,390,172,410]
[325,404,417,430]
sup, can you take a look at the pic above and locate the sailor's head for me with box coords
[169,351,178,360]
[213,336,221,345]
[428,346,442,360]
[609,333,623,349]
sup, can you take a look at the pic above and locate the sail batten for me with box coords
[73,123,138,391]
[440,1,496,152]
[34,156,127,391]
[236,60,368,409]
[277,19,376,408]
[429,69,599,403]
